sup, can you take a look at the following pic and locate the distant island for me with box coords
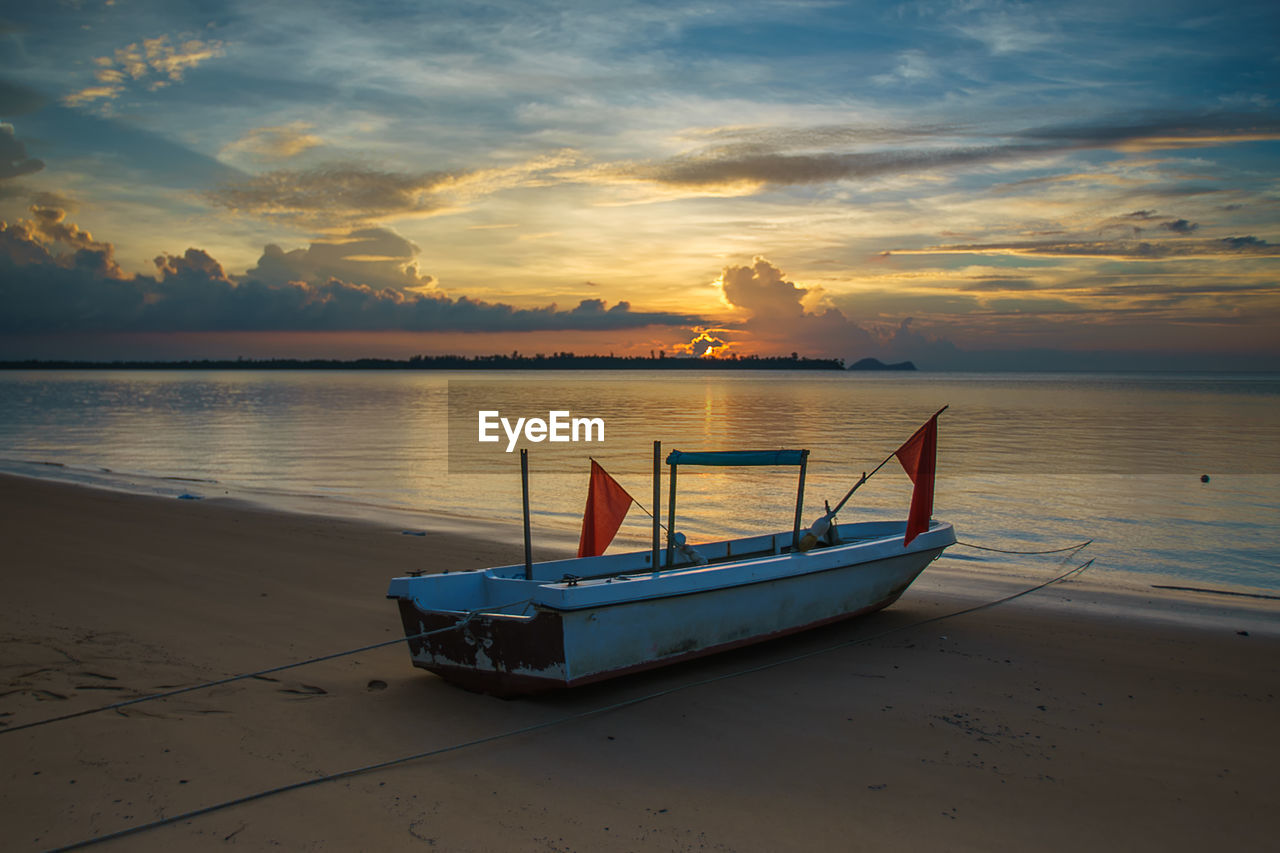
[847,357,917,371]
[0,352,850,371]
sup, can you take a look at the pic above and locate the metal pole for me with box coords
[520,448,533,580]
[792,449,808,551]
[652,440,661,571]
[665,459,678,568]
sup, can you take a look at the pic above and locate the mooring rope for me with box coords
[1,599,532,738]
[5,540,1090,737]
[41,555,1093,853]
[955,539,1093,555]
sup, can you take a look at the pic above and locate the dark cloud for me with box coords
[0,79,47,116]
[1220,235,1268,250]
[244,228,436,291]
[910,236,1279,260]
[1098,280,1280,299]
[207,152,576,225]
[627,111,1280,190]
[0,123,44,181]
[881,318,962,366]
[0,210,704,334]
[1014,113,1280,149]
[208,163,455,222]
[1102,210,1200,237]
[634,145,1023,189]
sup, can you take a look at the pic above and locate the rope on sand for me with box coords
[42,555,1093,853]
[1,600,532,738]
[3,537,1088,738]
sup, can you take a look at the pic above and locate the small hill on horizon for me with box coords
[848,357,917,371]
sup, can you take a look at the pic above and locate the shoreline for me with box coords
[4,460,1278,603]
[0,460,552,551]
[2,473,1277,851]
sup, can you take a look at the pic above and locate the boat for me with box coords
[387,415,954,697]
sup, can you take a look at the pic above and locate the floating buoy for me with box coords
[1200,474,1210,483]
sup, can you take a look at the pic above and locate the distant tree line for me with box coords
[0,352,847,371]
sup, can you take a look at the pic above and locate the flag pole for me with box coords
[520,448,533,580]
[830,405,948,516]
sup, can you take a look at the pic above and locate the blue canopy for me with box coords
[665,449,808,467]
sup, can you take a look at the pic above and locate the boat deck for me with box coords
[387,520,955,614]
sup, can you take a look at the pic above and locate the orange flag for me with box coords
[577,460,635,558]
[894,413,939,547]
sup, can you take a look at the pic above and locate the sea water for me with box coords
[1,369,1277,593]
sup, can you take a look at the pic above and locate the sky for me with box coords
[1,0,1278,368]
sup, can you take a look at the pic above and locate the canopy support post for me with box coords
[666,460,678,568]
[652,440,661,571]
[792,450,809,551]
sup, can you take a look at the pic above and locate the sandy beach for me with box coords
[1,473,1276,852]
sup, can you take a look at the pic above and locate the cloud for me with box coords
[720,257,808,319]
[1015,113,1280,153]
[141,37,224,85]
[881,318,962,365]
[207,163,454,224]
[625,145,1024,191]
[1159,218,1198,234]
[207,151,579,226]
[221,122,324,162]
[958,276,1039,292]
[678,329,731,358]
[872,49,938,85]
[213,164,460,226]
[0,80,47,116]
[708,257,876,357]
[23,205,111,254]
[898,236,1280,260]
[614,112,1280,193]
[1103,210,1200,237]
[954,6,1053,55]
[63,35,225,106]
[0,123,44,181]
[0,209,704,334]
[243,228,437,292]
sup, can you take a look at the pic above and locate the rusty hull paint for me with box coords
[396,598,567,691]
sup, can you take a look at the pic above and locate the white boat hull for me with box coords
[388,520,954,696]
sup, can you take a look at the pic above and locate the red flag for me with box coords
[577,460,635,558]
[894,413,939,547]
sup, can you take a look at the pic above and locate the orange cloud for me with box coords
[63,34,225,106]
[222,123,324,162]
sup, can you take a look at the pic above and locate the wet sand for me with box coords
[1,473,1276,851]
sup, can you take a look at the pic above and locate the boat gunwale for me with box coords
[389,520,954,614]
